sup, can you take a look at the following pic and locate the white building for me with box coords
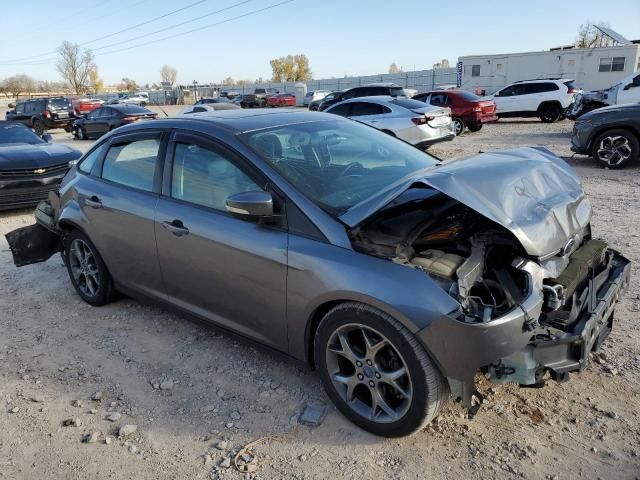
[458,44,640,94]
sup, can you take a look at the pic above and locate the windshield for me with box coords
[241,119,438,214]
[0,123,43,144]
[48,98,71,109]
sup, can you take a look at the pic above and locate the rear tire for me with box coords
[591,129,639,169]
[76,126,87,140]
[63,230,115,306]
[467,122,483,132]
[452,117,465,136]
[310,105,319,111]
[539,103,561,123]
[32,119,45,136]
[314,302,449,437]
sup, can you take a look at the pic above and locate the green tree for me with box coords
[270,54,312,82]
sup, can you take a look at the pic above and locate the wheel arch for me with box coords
[303,296,427,370]
[587,125,640,154]
[536,100,562,113]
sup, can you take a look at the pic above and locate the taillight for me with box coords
[412,117,429,125]
[43,109,51,119]
[121,116,138,123]
[473,105,482,112]
[567,87,578,94]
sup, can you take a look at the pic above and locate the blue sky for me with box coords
[1,0,638,86]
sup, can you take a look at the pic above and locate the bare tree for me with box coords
[0,74,36,98]
[576,21,613,48]
[56,41,96,94]
[433,59,450,69]
[160,65,178,86]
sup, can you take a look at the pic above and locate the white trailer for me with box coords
[459,45,640,94]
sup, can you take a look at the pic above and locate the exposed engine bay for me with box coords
[349,186,618,380]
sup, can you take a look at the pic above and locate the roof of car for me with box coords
[122,109,336,134]
[511,78,574,84]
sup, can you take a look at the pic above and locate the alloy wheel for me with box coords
[68,238,100,297]
[597,135,633,167]
[325,323,412,423]
[452,118,463,136]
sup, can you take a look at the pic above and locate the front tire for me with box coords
[64,230,115,306]
[592,129,639,169]
[314,303,448,437]
[452,117,465,136]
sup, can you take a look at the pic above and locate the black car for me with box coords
[0,122,81,210]
[570,103,640,169]
[195,97,233,104]
[319,84,405,111]
[309,90,343,111]
[72,105,157,140]
[5,97,74,136]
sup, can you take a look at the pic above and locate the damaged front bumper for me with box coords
[417,247,630,412]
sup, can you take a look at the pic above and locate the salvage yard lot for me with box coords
[1,116,639,479]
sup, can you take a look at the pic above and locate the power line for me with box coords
[0,0,209,64]
[94,0,294,58]
[91,0,255,53]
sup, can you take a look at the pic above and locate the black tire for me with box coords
[310,105,318,111]
[452,117,465,136]
[539,103,561,123]
[591,129,639,169]
[32,119,45,136]
[63,230,115,306]
[467,122,483,132]
[76,126,87,140]
[314,302,449,437]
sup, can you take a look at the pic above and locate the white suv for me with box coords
[489,79,579,123]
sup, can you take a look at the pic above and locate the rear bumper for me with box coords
[417,249,630,407]
[468,113,498,124]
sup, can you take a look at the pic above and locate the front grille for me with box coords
[0,184,58,209]
[0,162,69,178]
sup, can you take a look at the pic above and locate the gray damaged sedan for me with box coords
[5,110,630,437]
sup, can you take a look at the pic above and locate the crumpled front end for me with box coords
[417,241,630,411]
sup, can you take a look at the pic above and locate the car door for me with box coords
[493,84,522,113]
[154,132,288,350]
[617,73,640,104]
[92,107,112,136]
[77,131,166,298]
[11,102,27,124]
[83,108,102,136]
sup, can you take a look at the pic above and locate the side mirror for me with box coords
[225,191,273,219]
[8,102,16,108]
[42,134,53,143]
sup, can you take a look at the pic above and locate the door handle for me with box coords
[85,195,102,209]
[162,219,190,237]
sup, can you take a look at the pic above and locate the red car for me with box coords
[266,93,296,108]
[413,90,497,135]
[72,98,103,117]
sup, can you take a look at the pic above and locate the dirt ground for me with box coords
[1,112,639,480]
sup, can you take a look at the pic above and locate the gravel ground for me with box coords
[1,114,639,480]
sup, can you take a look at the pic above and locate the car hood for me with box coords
[340,147,592,258]
[0,143,82,168]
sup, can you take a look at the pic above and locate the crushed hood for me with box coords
[340,147,592,258]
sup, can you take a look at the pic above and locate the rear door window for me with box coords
[350,102,386,116]
[78,142,107,174]
[389,87,404,97]
[101,138,161,192]
[328,103,351,116]
[430,93,448,106]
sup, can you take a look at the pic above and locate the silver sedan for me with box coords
[325,96,454,148]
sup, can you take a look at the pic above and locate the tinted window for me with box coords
[171,142,260,211]
[350,102,385,116]
[455,91,482,102]
[388,87,404,97]
[498,84,525,96]
[25,101,39,113]
[327,103,351,116]
[524,83,558,94]
[48,98,70,109]
[15,103,25,114]
[429,93,448,106]
[102,138,160,192]
[342,88,362,100]
[0,123,43,144]
[78,143,107,174]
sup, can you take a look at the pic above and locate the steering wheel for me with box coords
[340,162,364,177]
